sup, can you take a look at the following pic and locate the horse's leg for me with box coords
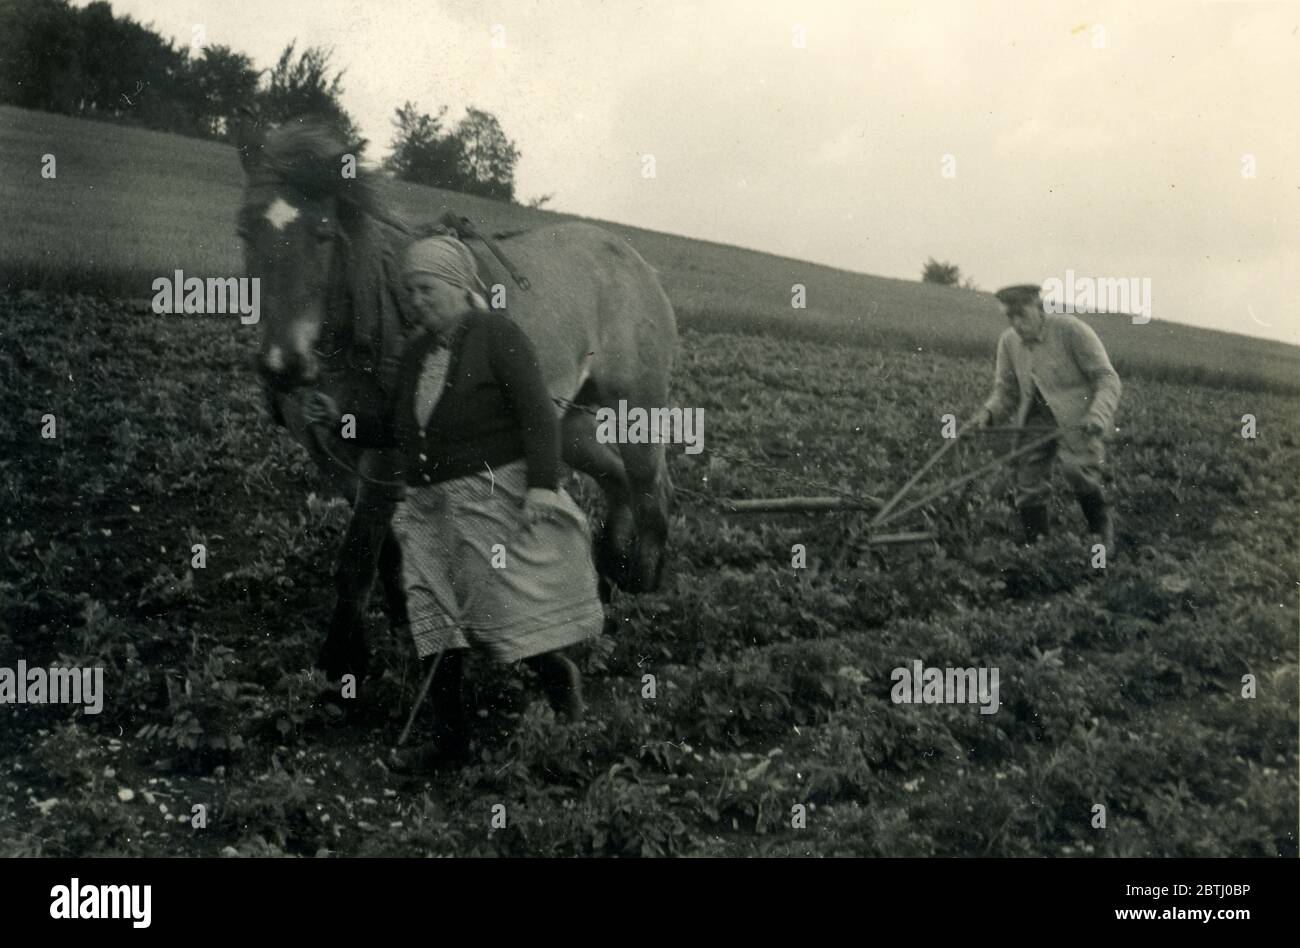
[615,438,673,592]
[559,405,637,595]
[317,499,391,681]
[376,527,408,631]
[601,289,675,593]
[271,390,407,677]
[561,406,628,494]
[317,453,404,682]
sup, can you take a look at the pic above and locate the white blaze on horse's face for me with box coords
[245,189,338,387]
[264,196,300,231]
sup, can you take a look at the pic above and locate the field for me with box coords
[4,104,1299,394]
[1,106,1297,856]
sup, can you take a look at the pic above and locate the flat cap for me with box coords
[994,284,1043,307]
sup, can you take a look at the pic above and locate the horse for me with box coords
[234,115,678,681]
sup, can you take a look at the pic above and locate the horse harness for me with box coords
[271,209,589,491]
[264,209,530,431]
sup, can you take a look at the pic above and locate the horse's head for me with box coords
[235,114,374,392]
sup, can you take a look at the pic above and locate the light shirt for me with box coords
[413,346,451,428]
[983,314,1122,430]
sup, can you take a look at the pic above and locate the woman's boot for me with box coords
[391,652,469,774]
[526,652,585,721]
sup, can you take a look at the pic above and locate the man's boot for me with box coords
[1017,503,1050,544]
[1078,491,1116,556]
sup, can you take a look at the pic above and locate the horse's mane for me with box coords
[245,117,416,391]
[253,118,381,217]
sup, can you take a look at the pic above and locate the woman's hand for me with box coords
[522,487,565,529]
[302,391,340,429]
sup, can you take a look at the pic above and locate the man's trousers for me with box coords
[1013,395,1106,507]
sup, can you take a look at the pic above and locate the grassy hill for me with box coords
[3,104,1298,394]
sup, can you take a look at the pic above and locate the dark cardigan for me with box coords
[341,311,560,490]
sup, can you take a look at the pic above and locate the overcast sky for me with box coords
[91,0,1298,344]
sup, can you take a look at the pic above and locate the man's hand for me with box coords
[966,407,993,430]
[302,391,340,429]
[522,487,565,529]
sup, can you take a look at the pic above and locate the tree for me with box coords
[257,41,362,147]
[85,6,192,133]
[0,0,197,135]
[183,44,260,139]
[0,0,85,112]
[454,106,521,202]
[382,101,466,189]
[0,5,360,145]
[922,258,962,287]
[383,102,523,203]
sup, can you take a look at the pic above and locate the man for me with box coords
[968,284,1122,553]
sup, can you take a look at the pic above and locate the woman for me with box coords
[303,235,605,772]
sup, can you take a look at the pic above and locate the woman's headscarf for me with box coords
[402,236,487,294]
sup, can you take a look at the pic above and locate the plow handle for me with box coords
[869,434,961,527]
[873,429,1062,528]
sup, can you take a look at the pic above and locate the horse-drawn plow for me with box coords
[705,426,1062,553]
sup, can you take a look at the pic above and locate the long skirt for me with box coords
[390,458,605,663]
